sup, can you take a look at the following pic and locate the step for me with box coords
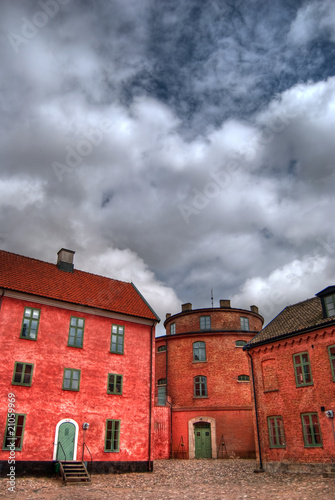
[59,461,91,485]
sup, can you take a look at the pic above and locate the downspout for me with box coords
[165,338,173,458]
[247,349,264,472]
[0,289,4,310]
[148,323,154,472]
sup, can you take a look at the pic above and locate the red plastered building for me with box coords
[154,300,264,459]
[244,287,335,473]
[0,248,159,476]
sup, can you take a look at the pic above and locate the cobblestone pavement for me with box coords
[1,460,335,500]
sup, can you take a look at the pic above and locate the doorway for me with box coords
[53,418,79,461]
[194,422,212,458]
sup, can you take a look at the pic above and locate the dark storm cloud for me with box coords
[1,0,335,332]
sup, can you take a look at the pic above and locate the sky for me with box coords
[1,0,335,336]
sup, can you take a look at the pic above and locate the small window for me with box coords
[157,379,166,406]
[20,307,40,340]
[240,317,249,331]
[68,317,85,348]
[105,419,120,452]
[157,345,167,352]
[170,323,176,335]
[238,374,250,382]
[235,340,247,347]
[324,294,335,317]
[12,362,34,386]
[301,413,322,447]
[200,316,211,330]
[62,368,81,391]
[107,373,123,395]
[110,325,124,354]
[328,345,335,381]
[268,416,285,448]
[293,352,313,387]
[194,375,207,397]
[157,378,167,385]
[3,414,26,451]
[193,341,206,361]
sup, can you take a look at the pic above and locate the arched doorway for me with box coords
[188,416,217,459]
[53,419,79,461]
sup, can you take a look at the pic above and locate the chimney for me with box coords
[181,303,192,312]
[166,313,171,319]
[57,248,75,273]
[220,299,231,308]
[250,305,259,314]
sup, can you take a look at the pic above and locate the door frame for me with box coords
[188,416,217,459]
[53,418,79,460]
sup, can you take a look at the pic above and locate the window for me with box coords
[170,323,176,335]
[12,362,33,386]
[293,352,313,387]
[62,368,81,391]
[301,413,322,447]
[194,376,207,397]
[200,316,211,330]
[324,294,335,317]
[235,340,247,347]
[268,416,285,448]
[238,374,250,382]
[157,379,166,406]
[3,413,26,451]
[107,373,123,395]
[68,317,85,348]
[110,325,124,354]
[240,317,249,331]
[328,345,335,381]
[193,341,206,361]
[157,345,167,352]
[105,419,120,452]
[20,307,40,340]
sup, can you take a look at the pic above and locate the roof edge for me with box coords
[131,282,160,323]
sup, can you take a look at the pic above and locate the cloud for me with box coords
[288,0,335,45]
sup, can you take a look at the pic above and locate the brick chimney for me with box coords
[166,313,171,319]
[220,299,231,308]
[250,305,259,314]
[181,303,192,312]
[57,248,75,273]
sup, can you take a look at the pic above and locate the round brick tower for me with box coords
[155,300,263,459]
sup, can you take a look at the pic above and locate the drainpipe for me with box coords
[148,323,154,472]
[0,289,4,310]
[165,338,173,458]
[247,350,264,472]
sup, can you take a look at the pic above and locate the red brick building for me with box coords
[0,248,159,476]
[244,287,335,473]
[155,300,264,459]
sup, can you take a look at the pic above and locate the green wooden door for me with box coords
[194,423,212,458]
[57,422,76,460]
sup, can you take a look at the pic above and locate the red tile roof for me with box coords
[0,249,159,322]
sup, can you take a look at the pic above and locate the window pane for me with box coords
[78,319,84,327]
[72,380,79,390]
[32,310,39,319]
[72,371,79,380]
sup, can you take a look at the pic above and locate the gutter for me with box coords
[246,350,264,473]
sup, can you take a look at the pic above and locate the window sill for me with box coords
[296,383,314,388]
[193,396,209,399]
[263,388,279,393]
[193,360,207,363]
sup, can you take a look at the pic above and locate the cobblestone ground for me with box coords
[1,460,335,500]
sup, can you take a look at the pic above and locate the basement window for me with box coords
[237,374,250,382]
